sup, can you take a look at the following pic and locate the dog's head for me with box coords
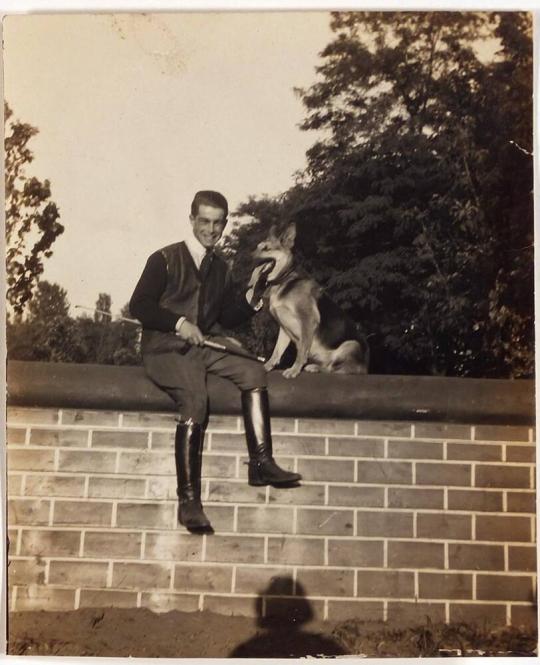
[252,223,296,272]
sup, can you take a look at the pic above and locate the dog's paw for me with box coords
[304,363,321,373]
[264,360,276,372]
[283,366,301,379]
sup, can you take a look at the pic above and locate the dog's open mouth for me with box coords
[253,257,275,273]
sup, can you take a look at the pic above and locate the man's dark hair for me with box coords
[191,190,228,218]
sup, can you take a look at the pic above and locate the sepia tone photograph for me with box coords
[2,6,536,659]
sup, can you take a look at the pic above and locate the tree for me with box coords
[5,102,64,314]
[227,11,533,377]
[27,280,70,322]
[7,280,87,362]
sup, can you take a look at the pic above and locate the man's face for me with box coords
[190,204,227,249]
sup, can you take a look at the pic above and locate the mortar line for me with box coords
[136,591,142,608]
[235,456,240,480]
[384,438,388,458]
[233,505,239,533]
[202,534,208,562]
[444,487,448,511]
[412,461,416,485]
[502,443,507,462]
[530,515,535,543]
[472,573,477,601]
[443,441,447,461]
[20,474,27,498]
[198,594,204,611]
[262,596,267,618]
[48,499,55,527]
[383,539,388,568]
[506,603,511,626]
[444,542,449,570]
[528,428,533,443]
[292,566,298,594]
[231,566,237,593]
[57,409,64,425]
[74,587,81,610]
[323,599,329,621]
[264,485,270,504]
[24,428,31,446]
[15,528,22,556]
[353,569,358,597]
[503,491,508,513]
[44,559,51,584]
[117,413,124,428]
[11,586,18,612]
[114,451,120,474]
[140,532,146,561]
[107,561,113,587]
[87,429,92,448]
[170,561,176,590]
[79,531,85,557]
[413,512,417,538]
[111,502,118,528]
[324,484,329,507]
[147,431,153,450]
[324,538,329,566]
[54,448,60,473]
[384,486,388,509]
[207,431,212,453]
[411,424,415,439]
[530,466,534,490]
[445,602,450,624]
[414,571,419,599]
[383,600,388,622]
[293,506,298,535]
[354,460,358,484]
[470,425,476,441]
[83,476,90,499]
[471,514,476,540]
[325,436,329,456]
[294,419,299,434]
[263,536,268,564]
[504,544,509,572]
[354,422,359,437]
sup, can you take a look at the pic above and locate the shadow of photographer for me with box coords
[229,577,347,658]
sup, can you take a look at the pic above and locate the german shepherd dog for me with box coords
[250,223,369,379]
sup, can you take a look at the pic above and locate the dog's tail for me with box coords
[354,322,370,372]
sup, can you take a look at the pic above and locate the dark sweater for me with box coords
[130,241,254,354]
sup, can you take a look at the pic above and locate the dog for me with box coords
[249,223,369,379]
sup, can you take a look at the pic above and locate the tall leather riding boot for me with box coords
[241,388,302,486]
[175,420,213,534]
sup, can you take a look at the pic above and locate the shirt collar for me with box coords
[185,233,210,269]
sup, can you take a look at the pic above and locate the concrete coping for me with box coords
[6,360,535,425]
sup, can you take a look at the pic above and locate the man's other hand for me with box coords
[176,319,205,346]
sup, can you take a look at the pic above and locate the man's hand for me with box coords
[176,319,205,346]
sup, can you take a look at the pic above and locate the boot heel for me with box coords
[248,462,266,486]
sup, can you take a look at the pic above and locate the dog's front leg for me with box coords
[283,317,318,379]
[264,327,290,372]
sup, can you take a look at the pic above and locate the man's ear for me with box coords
[281,223,296,250]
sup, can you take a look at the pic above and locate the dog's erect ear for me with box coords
[280,223,297,249]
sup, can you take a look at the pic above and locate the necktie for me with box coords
[199,250,213,282]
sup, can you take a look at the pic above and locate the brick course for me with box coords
[6,405,536,630]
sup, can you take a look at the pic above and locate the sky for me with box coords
[4,11,333,316]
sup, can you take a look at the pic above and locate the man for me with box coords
[130,190,301,535]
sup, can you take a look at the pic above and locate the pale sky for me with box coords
[4,11,332,315]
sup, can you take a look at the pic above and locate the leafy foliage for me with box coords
[226,11,533,377]
[7,281,140,365]
[5,103,64,314]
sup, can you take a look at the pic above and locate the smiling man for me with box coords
[130,190,301,535]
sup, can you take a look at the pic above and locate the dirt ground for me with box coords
[7,607,538,658]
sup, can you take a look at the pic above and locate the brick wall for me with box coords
[6,405,537,628]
